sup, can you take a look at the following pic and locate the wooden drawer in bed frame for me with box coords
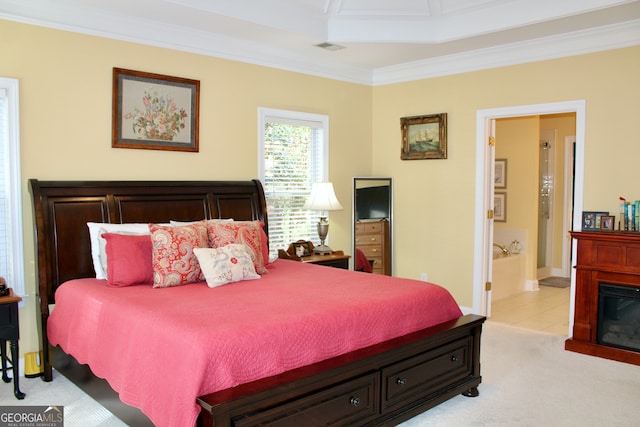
[29,179,484,427]
[197,314,483,427]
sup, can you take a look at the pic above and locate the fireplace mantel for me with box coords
[566,231,640,366]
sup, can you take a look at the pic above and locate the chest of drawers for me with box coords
[355,219,390,275]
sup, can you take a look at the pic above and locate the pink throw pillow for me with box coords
[102,233,153,287]
[205,220,269,274]
[149,223,209,288]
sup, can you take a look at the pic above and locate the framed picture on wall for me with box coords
[400,113,447,160]
[494,192,507,222]
[494,159,507,188]
[112,68,200,152]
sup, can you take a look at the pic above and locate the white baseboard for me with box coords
[525,279,539,292]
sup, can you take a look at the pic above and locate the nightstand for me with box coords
[278,243,351,270]
[300,251,350,269]
[0,288,25,399]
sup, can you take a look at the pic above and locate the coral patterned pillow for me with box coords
[193,245,261,288]
[205,220,269,274]
[149,223,209,288]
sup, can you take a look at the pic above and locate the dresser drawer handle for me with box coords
[350,397,361,407]
[451,355,460,362]
[369,237,377,242]
[396,377,407,386]
[371,249,378,253]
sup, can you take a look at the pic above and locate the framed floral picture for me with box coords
[112,68,200,152]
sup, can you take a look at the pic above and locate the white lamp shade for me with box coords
[302,182,343,211]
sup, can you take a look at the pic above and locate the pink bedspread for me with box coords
[48,259,462,427]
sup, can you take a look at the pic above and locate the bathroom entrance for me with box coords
[474,101,585,333]
[491,114,575,296]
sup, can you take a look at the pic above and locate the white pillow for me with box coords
[193,245,260,288]
[87,222,150,279]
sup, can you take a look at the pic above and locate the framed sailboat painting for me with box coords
[401,113,447,160]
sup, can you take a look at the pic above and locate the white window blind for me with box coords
[258,108,329,257]
[0,78,25,297]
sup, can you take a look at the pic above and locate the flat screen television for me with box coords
[355,185,390,220]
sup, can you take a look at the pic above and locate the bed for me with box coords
[30,179,485,427]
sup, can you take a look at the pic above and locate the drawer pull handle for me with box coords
[350,397,361,407]
[396,377,407,386]
[451,355,460,362]
[372,249,378,253]
[370,238,377,242]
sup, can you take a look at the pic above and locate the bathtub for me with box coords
[491,253,527,301]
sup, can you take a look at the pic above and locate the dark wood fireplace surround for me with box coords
[567,231,640,366]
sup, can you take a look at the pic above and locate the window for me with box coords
[259,108,329,257]
[0,78,25,297]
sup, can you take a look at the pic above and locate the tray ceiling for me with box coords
[1,0,639,84]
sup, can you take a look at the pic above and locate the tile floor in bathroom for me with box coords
[489,284,572,336]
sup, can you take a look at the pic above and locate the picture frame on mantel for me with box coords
[401,113,447,160]
[112,68,200,152]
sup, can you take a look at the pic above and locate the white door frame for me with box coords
[473,101,585,334]
[562,136,576,278]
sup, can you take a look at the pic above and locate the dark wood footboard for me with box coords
[198,314,484,427]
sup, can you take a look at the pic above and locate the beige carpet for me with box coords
[0,370,125,427]
[1,322,638,426]
[402,322,639,426]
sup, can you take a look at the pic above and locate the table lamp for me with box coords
[303,182,343,255]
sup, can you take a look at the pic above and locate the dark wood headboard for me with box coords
[29,179,267,367]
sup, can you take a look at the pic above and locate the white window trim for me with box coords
[1,77,25,298]
[258,108,331,254]
[258,108,329,181]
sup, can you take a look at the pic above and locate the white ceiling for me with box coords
[1,0,639,85]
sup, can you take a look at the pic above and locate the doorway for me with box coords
[472,101,586,336]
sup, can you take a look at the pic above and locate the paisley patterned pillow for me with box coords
[149,223,208,288]
[205,220,268,274]
[193,245,260,288]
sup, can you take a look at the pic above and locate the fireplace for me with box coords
[598,283,640,352]
[566,231,640,366]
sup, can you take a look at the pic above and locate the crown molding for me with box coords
[372,19,640,85]
[1,7,638,86]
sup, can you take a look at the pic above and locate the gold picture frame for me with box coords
[600,215,615,231]
[401,113,447,160]
[112,68,200,152]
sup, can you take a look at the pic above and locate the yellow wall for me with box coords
[2,18,640,355]
[372,46,640,306]
[1,20,372,355]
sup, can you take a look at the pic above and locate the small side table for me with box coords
[300,251,350,269]
[278,243,351,270]
[0,288,25,399]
